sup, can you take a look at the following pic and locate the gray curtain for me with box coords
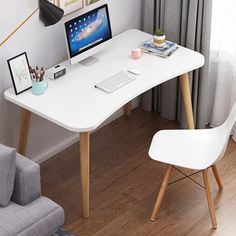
[141,0,212,128]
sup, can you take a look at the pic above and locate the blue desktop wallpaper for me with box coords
[66,7,111,57]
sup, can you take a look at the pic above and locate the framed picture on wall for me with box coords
[86,0,100,5]
[56,0,83,15]
[7,52,32,95]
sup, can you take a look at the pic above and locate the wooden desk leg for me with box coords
[124,101,132,117]
[80,132,90,218]
[179,73,195,129]
[18,109,31,155]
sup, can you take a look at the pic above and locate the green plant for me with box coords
[155,29,165,36]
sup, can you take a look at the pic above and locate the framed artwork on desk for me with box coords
[7,52,32,95]
[56,0,84,15]
[86,0,100,5]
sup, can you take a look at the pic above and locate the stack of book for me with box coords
[140,38,179,58]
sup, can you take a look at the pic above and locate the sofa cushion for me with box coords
[0,144,16,206]
[11,153,41,205]
[0,196,64,236]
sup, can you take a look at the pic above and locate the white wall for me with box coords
[0,0,142,161]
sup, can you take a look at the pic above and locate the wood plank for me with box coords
[93,178,205,236]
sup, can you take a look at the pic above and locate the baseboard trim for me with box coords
[32,133,79,164]
[32,99,140,164]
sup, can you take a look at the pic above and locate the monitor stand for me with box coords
[79,56,100,67]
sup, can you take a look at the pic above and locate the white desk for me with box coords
[4,29,204,218]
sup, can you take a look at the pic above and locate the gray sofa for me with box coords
[0,146,65,236]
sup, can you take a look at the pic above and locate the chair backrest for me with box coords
[215,102,236,162]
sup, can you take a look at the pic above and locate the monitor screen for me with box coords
[65,4,112,59]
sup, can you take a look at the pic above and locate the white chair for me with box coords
[148,103,236,229]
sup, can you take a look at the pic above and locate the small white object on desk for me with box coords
[128,69,141,75]
[45,64,66,80]
[131,48,143,59]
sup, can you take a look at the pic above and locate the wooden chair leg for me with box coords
[212,165,223,191]
[202,169,217,229]
[151,165,173,221]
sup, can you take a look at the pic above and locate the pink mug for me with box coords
[131,48,143,59]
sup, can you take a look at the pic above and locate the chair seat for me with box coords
[149,129,222,170]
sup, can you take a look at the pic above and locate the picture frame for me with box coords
[86,0,100,5]
[56,0,84,15]
[7,52,32,95]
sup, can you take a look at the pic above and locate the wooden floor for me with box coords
[41,108,236,236]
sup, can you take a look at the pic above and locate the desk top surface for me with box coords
[4,29,204,132]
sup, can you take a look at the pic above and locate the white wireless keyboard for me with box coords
[95,71,136,94]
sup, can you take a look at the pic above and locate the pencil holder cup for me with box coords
[32,80,48,95]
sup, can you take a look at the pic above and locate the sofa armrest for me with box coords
[11,153,41,205]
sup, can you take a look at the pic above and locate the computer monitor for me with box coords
[64,4,112,65]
